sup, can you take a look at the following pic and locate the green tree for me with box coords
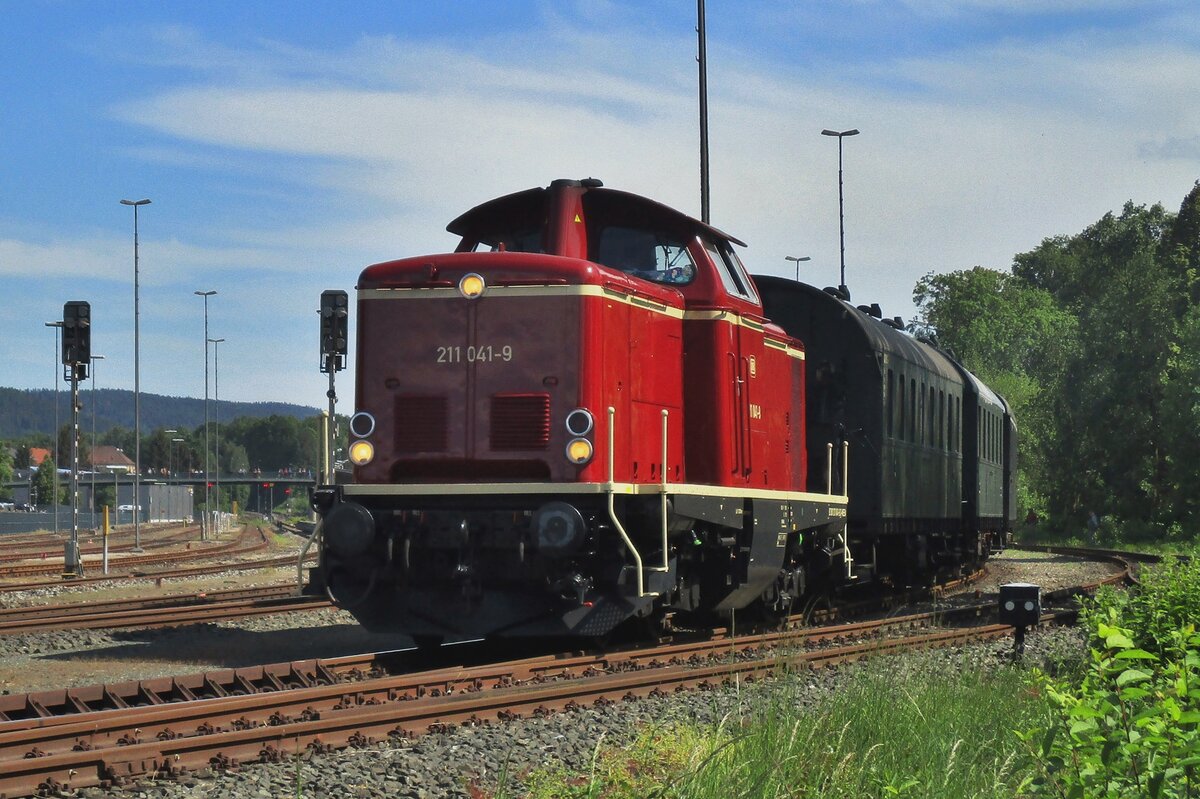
[0,446,13,501]
[1161,303,1200,532]
[32,457,65,507]
[913,266,1075,516]
[1162,180,1200,311]
[1007,201,1180,530]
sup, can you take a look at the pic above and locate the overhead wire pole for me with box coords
[697,0,710,224]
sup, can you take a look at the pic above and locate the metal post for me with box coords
[102,504,109,575]
[195,290,216,539]
[66,369,82,576]
[44,321,63,534]
[326,364,336,484]
[821,129,859,298]
[121,198,151,552]
[209,337,225,533]
[89,354,105,526]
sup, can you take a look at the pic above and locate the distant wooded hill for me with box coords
[0,387,319,439]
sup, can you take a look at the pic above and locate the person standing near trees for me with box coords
[1087,510,1099,544]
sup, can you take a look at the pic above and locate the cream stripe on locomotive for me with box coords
[342,481,845,505]
[358,285,806,360]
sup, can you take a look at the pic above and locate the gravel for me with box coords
[0,548,1100,798]
[74,626,1086,799]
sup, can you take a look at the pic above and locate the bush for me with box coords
[1021,558,1200,797]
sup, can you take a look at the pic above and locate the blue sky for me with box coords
[3,1,1198,410]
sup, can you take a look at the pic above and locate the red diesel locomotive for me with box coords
[310,178,984,643]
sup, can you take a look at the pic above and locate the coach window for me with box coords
[909,379,917,442]
[938,390,945,450]
[955,397,961,452]
[928,387,936,448]
[887,369,895,438]
[947,396,954,453]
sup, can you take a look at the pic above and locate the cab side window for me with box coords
[702,240,759,302]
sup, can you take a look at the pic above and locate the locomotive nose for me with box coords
[322,501,376,557]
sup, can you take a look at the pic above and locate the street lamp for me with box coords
[164,429,178,476]
[120,197,151,552]
[90,354,106,521]
[784,255,811,282]
[208,337,225,533]
[821,128,859,299]
[194,289,217,540]
[43,321,63,534]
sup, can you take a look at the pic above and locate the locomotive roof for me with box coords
[446,180,748,248]
[752,275,962,382]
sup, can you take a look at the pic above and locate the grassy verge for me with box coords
[500,654,1055,799]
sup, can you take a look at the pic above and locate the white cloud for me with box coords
[8,7,1200,405]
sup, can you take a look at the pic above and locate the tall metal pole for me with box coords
[44,321,63,534]
[209,337,225,533]
[120,198,151,552]
[697,0,710,224]
[821,129,859,298]
[194,290,216,539]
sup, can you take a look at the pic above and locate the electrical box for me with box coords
[999,582,1041,628]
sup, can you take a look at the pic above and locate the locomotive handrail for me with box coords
[826,443,834,495]
[296,518,323,591]
[653,409,669,574]
[606,406,653,598]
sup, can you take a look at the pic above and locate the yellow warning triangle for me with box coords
[574,214,582,223]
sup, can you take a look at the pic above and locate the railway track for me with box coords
[0,551,316,596]
[0,526,269,579]
[0,602,1078,797]
[0,584,328,635]
[0,546,1134,796]
[0,524,190,562]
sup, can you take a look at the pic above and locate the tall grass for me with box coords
[510,657,1047,799]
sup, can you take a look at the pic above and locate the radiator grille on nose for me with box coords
[490,393,551,451]
[394,395,448,452]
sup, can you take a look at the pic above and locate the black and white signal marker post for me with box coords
[319,290,348,484]
[61,301,91,578]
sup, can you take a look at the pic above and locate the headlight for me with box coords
[566,437,593,465]
[348,439,375,466]
[349,411,376,438]
[458,273,486,299]
[565,408,594,436]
